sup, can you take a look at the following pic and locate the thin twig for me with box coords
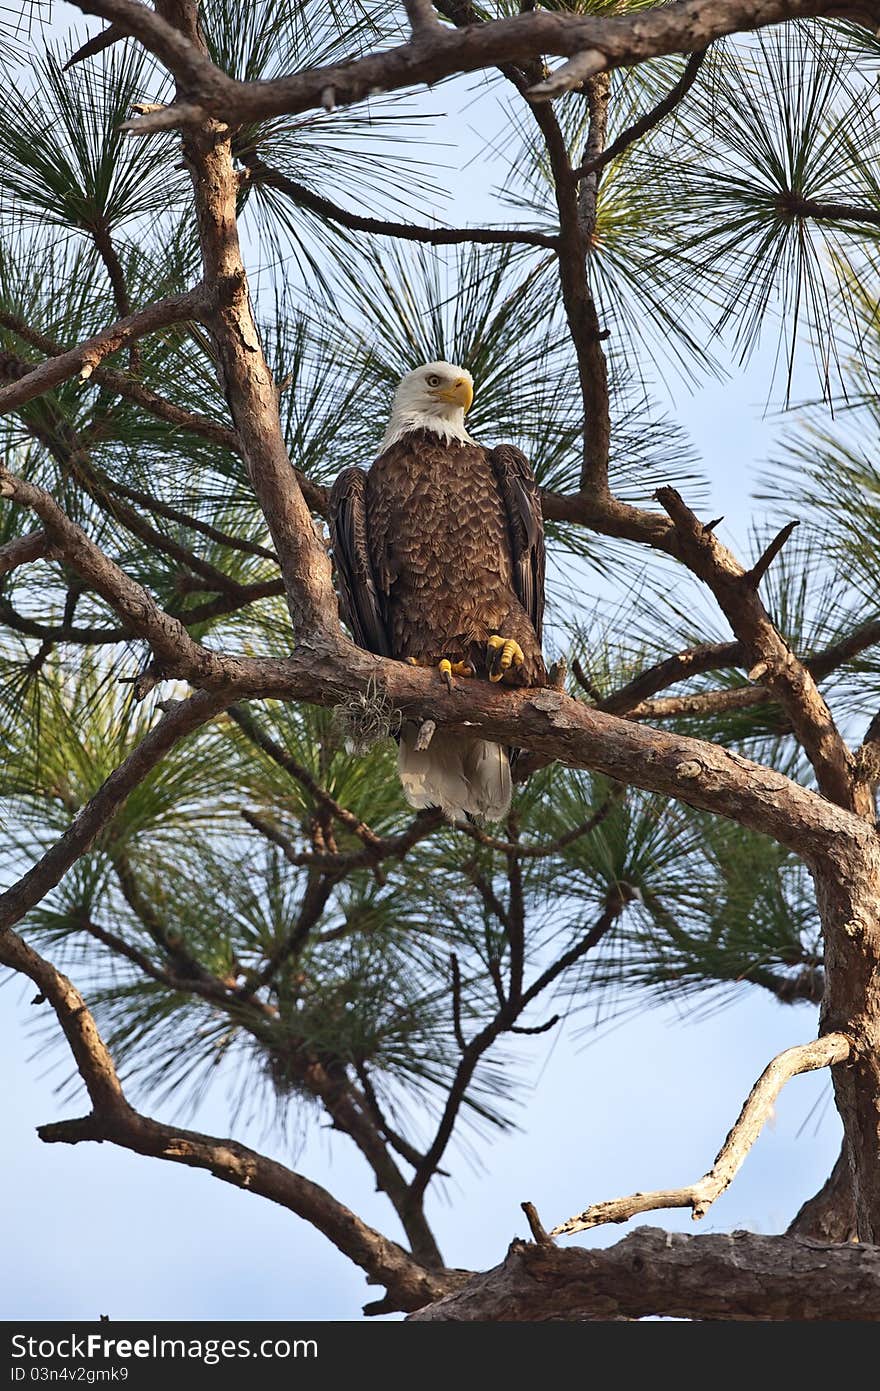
[521,1201,554,1246]
[746,520,800,589]
[230,704,383,847]
[450,953,466,1051]
[453,793,616,858]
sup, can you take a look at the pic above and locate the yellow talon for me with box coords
[487,635,525,682]
[437,658,474,691]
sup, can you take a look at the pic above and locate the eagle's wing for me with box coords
[487,444,545,642]
[328,466,391,656]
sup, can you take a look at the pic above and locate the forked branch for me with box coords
[551,1033,852,1236]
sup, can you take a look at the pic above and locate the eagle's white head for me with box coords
[380,361,475,452]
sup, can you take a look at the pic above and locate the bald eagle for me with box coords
[329,361,546,823]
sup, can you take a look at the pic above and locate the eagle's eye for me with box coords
[425,373,442,388]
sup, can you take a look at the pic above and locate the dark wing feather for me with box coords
[328,466,391,656]
[487,444,545,642]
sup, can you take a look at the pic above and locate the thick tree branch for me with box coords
[595,613,880,722]
[181,128,338,642]
[0,927,459,1314]
[69,0,880,131]
[0,530,49,576]
[552,1034,852,1235]
[0,460,863,864]
[404,0,441,34]
[655,488,864,813]
[409,1226,880,1321]
[788,1143,858,1243]
[598,641,743,713]
[778,192,880,226]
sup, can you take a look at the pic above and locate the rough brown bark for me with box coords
[789,1145,858,1244]
[181,124,338,645]
[656,487,863,813]
[814,836,880,1242]
[408,1227,880,1321]
[0,289,204,411]
[73,0,880,130]
[0,926,461,1314]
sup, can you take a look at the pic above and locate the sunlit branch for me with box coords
[551,1034,852,1235]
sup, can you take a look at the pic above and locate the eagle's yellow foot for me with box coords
[487,635,525,683]
[438,658,476,691]
[406,656,474,689]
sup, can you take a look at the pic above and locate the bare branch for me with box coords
[450,953,466,1051]
[242,807,442,872]
[90,214,138,370]
[551,1034,852,1236]
[778,191,880,226]
[626,684,775,722]
[746,519,800,589]
[530,48,608,99]
[74,0,866,133]
[520,1201,553,1247]
[453,793,617,858]
[654,487,863,814]
[409,890,627,1203]
[0,289,206,413]
[0,926,128,1115]
[63,23,126,70]
[0,928,459,1314]
[598,641,742,713]
[404,0,442,34]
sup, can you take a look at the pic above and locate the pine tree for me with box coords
[3,0,880,1319]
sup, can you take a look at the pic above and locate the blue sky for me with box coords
[0,4,848,1320]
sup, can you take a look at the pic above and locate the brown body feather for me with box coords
[329,427,546,820]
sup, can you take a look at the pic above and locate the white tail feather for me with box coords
[398,723,512,823]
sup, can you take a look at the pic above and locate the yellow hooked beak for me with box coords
[437,377,474,412]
